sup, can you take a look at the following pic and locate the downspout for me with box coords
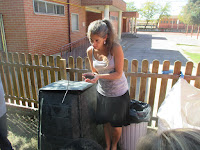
[67,0,71,50]
[0,14,7,52]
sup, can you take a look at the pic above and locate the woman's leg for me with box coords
[104,123,112,150]
[111,127,122,150]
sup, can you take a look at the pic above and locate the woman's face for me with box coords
[90,34,106,50]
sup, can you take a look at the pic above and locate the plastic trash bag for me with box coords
[129,99,151,123]
[157,78,200,133]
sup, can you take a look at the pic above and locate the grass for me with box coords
[6,105,105,150]
[7,106,38,150]
[177,43,200,47]
[176,43,200,64]
[183,50,200,64]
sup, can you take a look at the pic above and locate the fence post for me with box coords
[60,59,67,80]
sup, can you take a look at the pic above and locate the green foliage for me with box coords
[189,0,198,3]
[139,1,171,28]
[190,1,200,25]
[179,0,200,25]
[126,2,137,11]
[139,2,159,28]
[139,2,158,20]
[156,3,171,27]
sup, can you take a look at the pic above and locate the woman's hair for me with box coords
[87,19,117,51]
[137,128,200,150]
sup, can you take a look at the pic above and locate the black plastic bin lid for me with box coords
[39,80,94,91]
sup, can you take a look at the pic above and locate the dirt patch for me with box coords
[7,105,38,150]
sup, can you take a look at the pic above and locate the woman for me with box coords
[83,19,130,150]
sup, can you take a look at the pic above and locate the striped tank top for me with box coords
[92,48,128,97]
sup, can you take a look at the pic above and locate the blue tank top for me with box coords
[92,48,128,97]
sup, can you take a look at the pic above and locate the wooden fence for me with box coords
[0,52,200,127]
[60,36,90,60]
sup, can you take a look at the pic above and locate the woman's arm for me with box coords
[82,47,98,82]
[84,44,124,83]
[87,46,98,73]
[97,43,124,80]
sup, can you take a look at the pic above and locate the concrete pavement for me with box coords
[121,32,200,72]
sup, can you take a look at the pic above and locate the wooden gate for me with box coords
[0,52,200,127]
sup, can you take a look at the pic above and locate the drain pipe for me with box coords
[67,0,71,51]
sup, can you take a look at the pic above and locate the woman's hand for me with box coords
[82,72,99,83]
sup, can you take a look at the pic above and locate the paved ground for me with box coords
[121,32,200,72]
[120,31,200,105]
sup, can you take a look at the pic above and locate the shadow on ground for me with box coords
[7,106,38,150]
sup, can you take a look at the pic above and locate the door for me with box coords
[0,14,7,52]
[123,18,126,32]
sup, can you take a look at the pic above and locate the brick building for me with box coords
[0,0,139,56]
[158,16,192,30]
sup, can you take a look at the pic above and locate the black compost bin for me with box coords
[38,80,101,150]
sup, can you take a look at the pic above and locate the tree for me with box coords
[189,0,198,3]
[179,0,200,38]
[190,0,200,38]
[179,4,193,34]
[156,3,171,28]
[139,2,159,29]
[126,2,137,11]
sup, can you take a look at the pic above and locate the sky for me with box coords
[124,0,188,16]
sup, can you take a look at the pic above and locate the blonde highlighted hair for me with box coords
[137,128,200,150]
[87,19,117,51]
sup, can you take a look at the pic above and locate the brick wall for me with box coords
[1,0,126,56]
[0,0,28,54]
[159,17,187,30]
[110,12,119,35]
[70,0,87,43]
[1,0,86,56]
[85,11,121,38]
[112,0,126,12]
[81,0,126,12]
[24,0,70,56]
[81,0,112,6]
[86,12,102,32]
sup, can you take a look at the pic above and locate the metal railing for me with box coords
[60,36,90,60]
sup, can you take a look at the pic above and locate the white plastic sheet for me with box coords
[157,78,200,133]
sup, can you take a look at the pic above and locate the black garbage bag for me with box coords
[129,99,151,123]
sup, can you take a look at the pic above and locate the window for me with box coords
[47,3,55,14]
[164,21,165,23]
[34,0,64,15]
[71,13,79,31]
[56,5,64,14]
[166,21,168,23]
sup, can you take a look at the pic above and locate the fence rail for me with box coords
[60,36,90,61]
[0,52,200,127]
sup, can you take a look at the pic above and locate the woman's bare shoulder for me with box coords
[113,42,121,48]
[87,46,93,53]
[111,42,122,54]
